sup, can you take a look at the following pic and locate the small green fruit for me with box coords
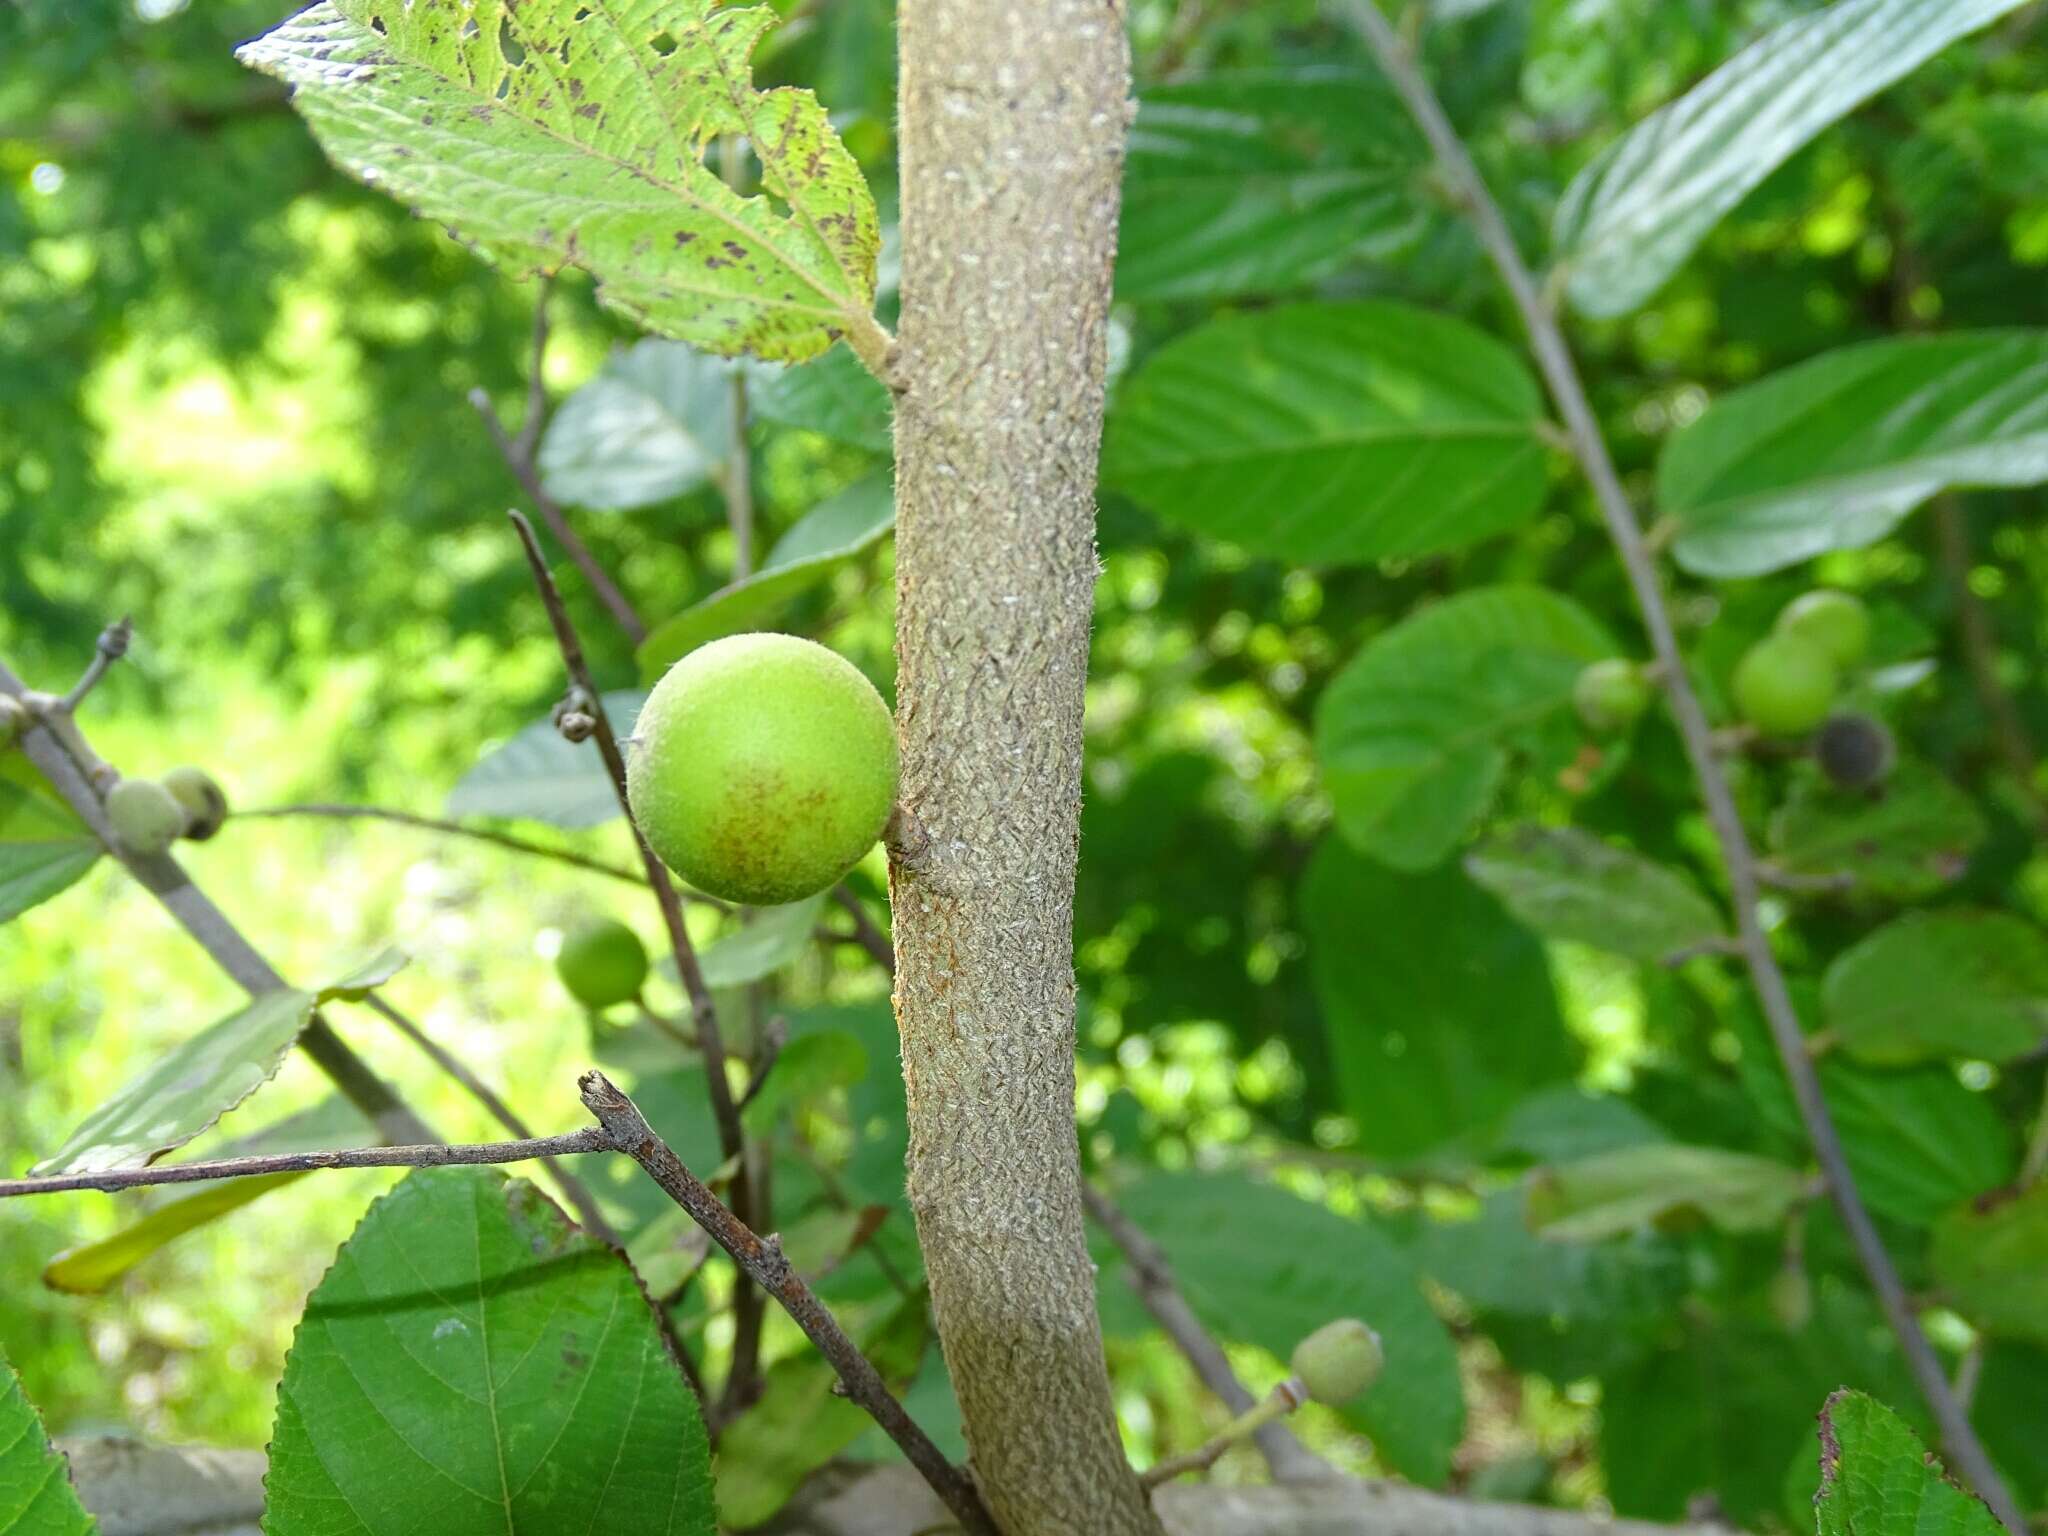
[1573,659,1651,734]
[1814,713,1896,791]
[556,919,649,1010]
[161,766,228,841]
[1775,590,1870,670]
[1290,1317,1383,1405]
[1732,634,1839,738]
[105,777,186,857]
[627,633,898,906]
[0,695,25,747]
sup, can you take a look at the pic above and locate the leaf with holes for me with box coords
[0,757,99,927]
[1823,909,2048,1066]
[263,1168,713,1536]
[1465,825,1725,963]
[0,1355,92,1536]
[540,339,733,509]
[239,0,881,364]
[448,690,645,827]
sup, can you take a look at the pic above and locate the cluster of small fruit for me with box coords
[103,767,230,856]
[1572,589,1895,792]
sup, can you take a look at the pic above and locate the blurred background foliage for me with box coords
[3,0,2047,1528]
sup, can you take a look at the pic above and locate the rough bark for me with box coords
[887,2,1156,1532]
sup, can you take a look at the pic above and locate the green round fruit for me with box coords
[1573,659,1652,734]
[1289,1317,1383,1405]
[556,918,649,1010]
[1814,712,1896,791]
[1775,590,1870,670]
[161,765,228,841]
[626,633,898,906]
[105,777,186,857]
[1732,634,1839,738]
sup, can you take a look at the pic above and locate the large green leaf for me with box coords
[447,690,645,827]
[1768,760,1985,899]
[1662,334,2048,576]
[1101,303,1550,566]
[33,989,317,1176]
[1465,825,1725,963]
[1102,1170,1464,1486]
[1117,70,1425,302]
[746,349,892,452]
[1526,1144,1810,1241]
[1815,1391,2004,1536]
[1823,909,2048,1066]
[1314,587,1615,869]
[1552,0,2032,319]
[0,758,99,927]
[264,1168,713,1536]
[1302,842,1574,1160]
[539,340,731,510]
[240,0,880,364]
[0,1355,92,1536]
[1930,1183,2048,1344]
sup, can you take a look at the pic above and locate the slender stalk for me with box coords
[1084,1185,1329,1484]
[0,1129,608,1199]
[57,616,132,712]
[1328,7,2024,1530]
[1139,1382,1306,1489]
[830,884,896,974]
[235,803,651,887]
[578,1070,997,1536]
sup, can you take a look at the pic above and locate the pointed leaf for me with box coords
[1664,333,2048,576]
[1768,760,1984,898]
[0,760,99,927]
[1466,825,1725,962]
[448,690,645,827]
[264,1168,713,1536]
[317,946,410,1002]
[1102,302,1550,565]
[34,989,317,1175]
[1526,1144,1809,1241]
[540,340,732,509]
[1823,909,2048,1066]
[759,472,893,571]
[1815,1391,2004,1536]
[240,0,880,363]
[1553,0,2031,319]
[1931,1183,2048,1344]
[0,1355,92,1536]
[695,895,827,988]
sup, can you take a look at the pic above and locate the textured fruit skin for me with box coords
[1732,634,1839,737]
[1815,712,1896,791]
[105,778,186,857]
[161,765,228,841]
[1775,589,1870,670]
[1573,659,1651,733]
[556,918,649,1010]
[627,633,898,906]
[1290,1317,1383,1404]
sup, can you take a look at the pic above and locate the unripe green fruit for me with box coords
[1732,634,1839,738]
[556,918,649,1010]
[1290,1317,1383,1405]
[627,633,898,906]
[1573,659,1651,734]
[1775,590,1871,670]
[0,695,25,747]
[1814,712,1896,791]
[161,766,228,841]
[105,777,186,857]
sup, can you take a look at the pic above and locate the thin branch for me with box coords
[0,1129,609,1200]
[0,657,436,1150]
[234,803,652,887]
[57,616,133,712]
[830,885,896,974]
[1140,1381,1306,1489]
[578,1070,997,1536]
[1328,8,2025,1531]
[1084,1184,1332,1484]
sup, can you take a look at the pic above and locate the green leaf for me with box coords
[1101,302,1550,566]
[696,895,827,989]
[1662,333,2048,576]
[316,946,410,1002]
[1101,1170,1463,1485]
[759,472,894,572]
[740,1028,866,1135]
[265,1168,713,1536]
[1302,841,1574,1160]
[1526,1144,1809,1241]
[447,690,644,827]
[1418,1190,1686,1330]
[539,340,732,510]
[0,1354,92,1536]
[1768,760,1985,899]
[1823,910,2048,1066]
[0,759,99,927]
[33,989,317,1176]
[1816,1063,2015,1228]
[636,478,892,678]
[239,0,880,364]
[747,349,892,452]
[1553,0,2033,319]
[1931,1182,2048,1344]
[1117,70,1425,302]
[1314,587,1615,869]
[1816,1391,2004,1536]
[1465,825,1725,962]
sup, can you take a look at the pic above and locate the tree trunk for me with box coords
[887,3,1158,1533]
